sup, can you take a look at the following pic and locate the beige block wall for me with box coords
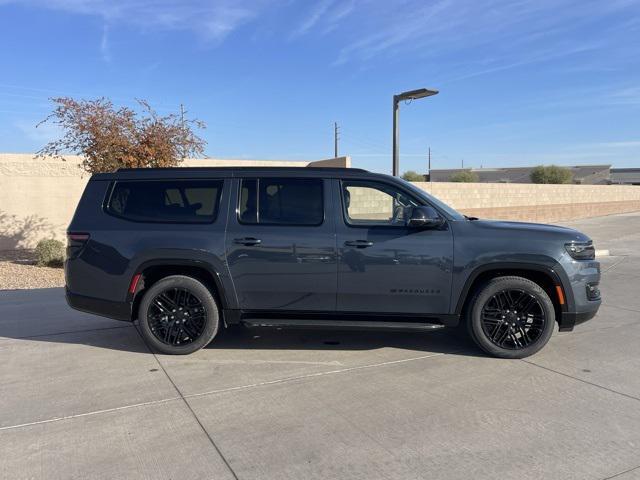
[415,182,640,209]
[416,182,640,222]
[347,181,640,223]
[1,153,639,249]
[0,154,349,249]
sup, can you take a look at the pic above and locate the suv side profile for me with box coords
[65,167,601,358]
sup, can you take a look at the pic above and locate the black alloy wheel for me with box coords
[138,275,220,355]
[466,276,555,359]
[480,289,546,350]
[148,287,207,347]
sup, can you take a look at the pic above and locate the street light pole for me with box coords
[392,88,439,177]
[392,97,400,176]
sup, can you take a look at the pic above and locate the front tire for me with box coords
[138,275,220,355]
[466,276,555,359]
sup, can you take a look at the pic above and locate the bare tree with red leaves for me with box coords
[36,97,206,173]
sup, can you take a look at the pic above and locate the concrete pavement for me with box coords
[1,212,640,479]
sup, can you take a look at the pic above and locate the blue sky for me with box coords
[0,0,638,173]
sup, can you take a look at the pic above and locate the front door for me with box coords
[225,176,337,312]
[334,179,453,314]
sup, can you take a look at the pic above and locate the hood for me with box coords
[472,219,591,242]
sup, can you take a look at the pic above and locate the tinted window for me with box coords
[342,181,419,226]
[107,180,223,223]
[239,178,323,225]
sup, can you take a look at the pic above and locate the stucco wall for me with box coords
[345,182,640,224]
[350,182,640,223]
[418,182,640,222]
[0,154,349,249]
[1,153,638,249]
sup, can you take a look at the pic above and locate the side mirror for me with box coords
[407,206,444,229]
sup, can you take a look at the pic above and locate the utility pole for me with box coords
[428,147,431,172]
[334,122,340,158]
[180,104,186,160]
[461,158,464,169]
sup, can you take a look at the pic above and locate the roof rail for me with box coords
[115,166,370,173]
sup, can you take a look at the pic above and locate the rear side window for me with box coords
[239,178,323,225]
[106,180,223,223]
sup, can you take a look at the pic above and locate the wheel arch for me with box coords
[129,258,231,322]
[454,262,573,326]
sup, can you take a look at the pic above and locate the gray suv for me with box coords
[65,167,601,358]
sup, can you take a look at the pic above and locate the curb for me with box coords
[595,249,610,257]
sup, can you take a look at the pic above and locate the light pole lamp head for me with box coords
[395,88,439,102]
[392,86,439,177]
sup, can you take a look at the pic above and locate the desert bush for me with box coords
[449,170,479,182]
[401,170,424,181]
[530,165,573,184]
[35,239,65,267]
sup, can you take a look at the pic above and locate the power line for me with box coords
[340,128,387,152]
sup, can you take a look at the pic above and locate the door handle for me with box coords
[234,237,262,246]
[344,240,374,248]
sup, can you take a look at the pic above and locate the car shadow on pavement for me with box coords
[2,320,484,357]
[0,285,482,356]
[204,325,484,357]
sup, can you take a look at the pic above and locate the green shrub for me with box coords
[35,239,65,267]
[401,170,424,181]
[449,170,479,182]
[530,165,573,184]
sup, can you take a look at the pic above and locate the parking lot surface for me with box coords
[1,212,640,480]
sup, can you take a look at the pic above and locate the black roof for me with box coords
[429,164,611,184]
[611,168,640,173]
[93,166,374,181]
[611,168,640,184]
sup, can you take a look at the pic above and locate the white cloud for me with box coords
[0,0,270,42]
[100,23,111,62]
[330,0,639,74]
[569,140,640,150]
[292,0,335,37]
[607,87,640,106]
[14,120,62,144]
[291,0,356,38]
[2,0,638,75]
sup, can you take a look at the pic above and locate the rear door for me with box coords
[224,176,337,311]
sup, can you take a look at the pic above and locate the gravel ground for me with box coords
[0,250,65,290]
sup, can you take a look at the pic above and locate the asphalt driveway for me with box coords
[1,213,640,480]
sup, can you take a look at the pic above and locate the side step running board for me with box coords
[241,318,446,331]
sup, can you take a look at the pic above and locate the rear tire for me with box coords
[138,275,220,355]
[466,276,555,359]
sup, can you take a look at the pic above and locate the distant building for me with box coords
[427,165,611,184]
[611,168,640,185]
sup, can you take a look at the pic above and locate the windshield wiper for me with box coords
[464,215,479,221]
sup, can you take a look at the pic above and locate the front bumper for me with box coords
[558,307,600,332]
[556,257,601,332]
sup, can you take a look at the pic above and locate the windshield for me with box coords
[398,178,466,221]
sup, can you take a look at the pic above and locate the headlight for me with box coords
[565,241,595,260]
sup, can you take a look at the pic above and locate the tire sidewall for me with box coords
[467,276,555,359]
[138,275,219,355]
